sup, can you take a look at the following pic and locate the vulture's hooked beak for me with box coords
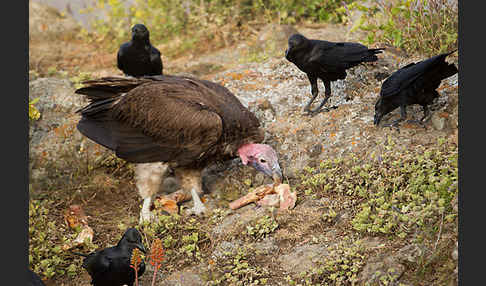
[255,162,282,184]
[251,161,283,184]
[272,164,283,184]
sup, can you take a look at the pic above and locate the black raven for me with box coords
[117,24,163,77]
[28,269,46,286]
[285,33,384,115]
[374,50,458,126]
[73,228,146,286]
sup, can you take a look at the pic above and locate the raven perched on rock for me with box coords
[285,33,385,115]
[117,24,163,77]
[374,50,458,126]
[73,228,146,286]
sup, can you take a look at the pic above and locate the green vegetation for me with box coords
[246,215,279,240]
[208,246,270,285]
[346,0,458,56]
[82,0,354,54]
[29,98,41,121]
[309,241,366,285]
[301,137,457,240]
[139,214,210,267]
[29,199,96,279]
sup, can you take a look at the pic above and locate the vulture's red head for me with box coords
[238,144,282,183]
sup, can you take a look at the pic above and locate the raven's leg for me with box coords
[384,105,407,127]
[136,163,169,224]
[399,105,429,129]
[309,80,332,114]
[420,105,429,122]
[304,75,319,113]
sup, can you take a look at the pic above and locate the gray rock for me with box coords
[395,244,430,264]
[278,244,328,274]
[359,252,405,285]
[251,237,278,255]
[160,267,205,286]
[212,240,243,260]
[308,143,323,158]
[431,112,448,130]
[29,77,111,188]
[452,241,458,261]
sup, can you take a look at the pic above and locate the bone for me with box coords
[229,184,277,210]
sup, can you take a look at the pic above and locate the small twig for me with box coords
[433,210,445,252]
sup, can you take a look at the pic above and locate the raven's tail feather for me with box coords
[70,251,90,257]
[361,48,386,62]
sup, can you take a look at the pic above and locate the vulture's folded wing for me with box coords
[77,81,223,165]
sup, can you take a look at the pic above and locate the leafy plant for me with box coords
[246,215,279,240]
[29,199,86,279]
[300,138,458,239]
[344,0,458,56]
[29,98,41,121]
[82,0,356,54]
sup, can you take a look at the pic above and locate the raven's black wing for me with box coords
[150,46,163,75]
[309,41,382,72]
[380,51,457,98]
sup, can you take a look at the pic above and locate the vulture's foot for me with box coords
[185,188,208,216]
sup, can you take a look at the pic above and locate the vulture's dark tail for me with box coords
[75,76,150,102]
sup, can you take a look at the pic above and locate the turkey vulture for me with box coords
[285,33,384,115]
[117,24,163,77]
[374,50,458,126]
[72,228,146,286]
[75,75,282,222]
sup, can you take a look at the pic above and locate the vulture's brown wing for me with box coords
[77,80,223,165]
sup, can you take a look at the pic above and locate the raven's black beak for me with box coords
[136,243,146,254]
[373,114,381,126]
[285,48,289,58]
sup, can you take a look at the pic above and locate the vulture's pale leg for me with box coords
[304,75,319,113]
[187,188,207,216]
[174,168,208,216]
[135,163,169,223]
[309,80,332,114]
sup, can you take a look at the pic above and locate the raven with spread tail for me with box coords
[374,50,458,126]
[285,33,384,115]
